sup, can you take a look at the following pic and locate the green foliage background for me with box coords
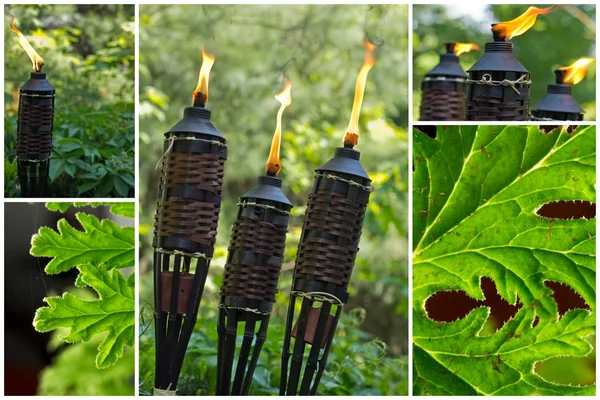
[413,4,596,120]
[139,4,409,395]
[4,4,135,197]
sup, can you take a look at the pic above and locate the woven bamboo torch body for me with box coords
[466,34,531,121]
[17,72,55,197]
[420,43,468,121]
[216,175,292,395]
[532,70,584,121]
[280,147,372,395]
[153,106,227,394]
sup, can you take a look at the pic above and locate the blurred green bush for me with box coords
[4,4,134,197]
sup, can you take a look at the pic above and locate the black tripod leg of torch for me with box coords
[231,312,257,394]
[17,161,27,197]
[242,315,269,395]
[164,254,183,388]
[216,306,227,394]
[279,295,297,395]
[309,306,342,395]
[170,256,210,389]
[220,311,239,395]
[38,159,49,196]
[286,296,311,395]
[153,251,167,389]
[30,162,38,196]
[299,301,332,394]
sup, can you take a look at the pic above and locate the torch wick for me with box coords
[554,69,566,84]
[491,24,506,42]
[194,93,208,108]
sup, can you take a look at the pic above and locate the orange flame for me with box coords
[266,78,292,176]
[192,47,215,106]
[344,39,376,147]
[7,12,44,72]
[559,57,595,85]
[492,6,556,40]
[454,42,479,57]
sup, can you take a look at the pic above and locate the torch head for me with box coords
[21,71,54,92]
[165,107,224,141]
[241,175,292,208]
[317,147,370,182]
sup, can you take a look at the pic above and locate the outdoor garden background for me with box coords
[4,4,135,197]
[412,4,596,121]
[139,4,409,395]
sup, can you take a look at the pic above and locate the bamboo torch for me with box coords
[152,48,227,395]
[7,12,54,197]
[532,57,595,121]
[216,78,293,395]
[466,6,555,120]
[280,40,375,396]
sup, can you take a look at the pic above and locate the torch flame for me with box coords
[6,12,44,72]
[344,39,376,147]
[492,6,556,40]
[454,42,479,57]
[192,47,215,106]
[559,57,595,85]
[266,78,292,176]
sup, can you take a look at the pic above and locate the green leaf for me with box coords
[413,126,596,395]
[113,176,129,197]
[49,160,65,181]
[33,264,135,369]
[78,181,100,195]
[30,212,134,274]
[108,202,135,218]
[45,202,135,218]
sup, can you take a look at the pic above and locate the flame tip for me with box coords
[266,78,293,175]
[8,12,44,71]
[558,57,595,85]
[192,46,216,105]
[454,42,479,56]
[492,5,555,40]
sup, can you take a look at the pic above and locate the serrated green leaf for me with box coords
[45,202,135,218]
[31,212,134,274]
[413,126,596,395]
[33,264,135,369]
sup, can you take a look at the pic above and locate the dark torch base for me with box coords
[153,106,227,394]
[17,159,49,197]
[17,72,55,197]
[280,147,371,396]
[217,175,292,395]
[153,253,211,393]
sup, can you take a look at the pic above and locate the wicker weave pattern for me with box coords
[154,152,225,248]
[155,199,219,246]
[221,218,288,302]
[294,188,367,288]
[17,96,54,155]
[466,96,530,121]
[420,90,466,121]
